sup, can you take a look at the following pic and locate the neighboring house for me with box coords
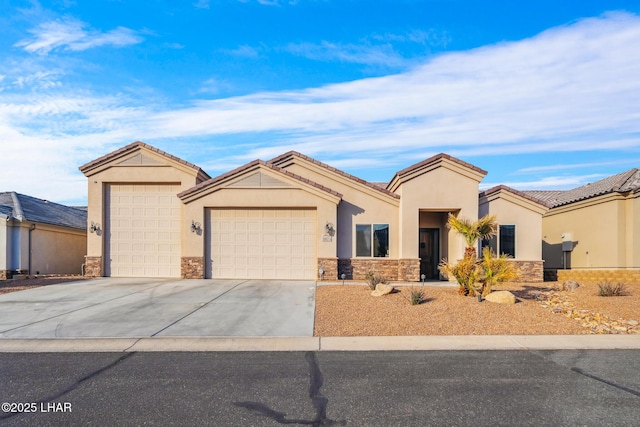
[525,169,640,284]
[80,141,548,282]
[0,192,87,279]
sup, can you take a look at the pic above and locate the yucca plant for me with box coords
[446,213,497,259]
[478,247,519,296]
[598,281,627,297]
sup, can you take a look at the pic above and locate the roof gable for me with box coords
[79,141,211,181]
[388,153,487,192]
[479,185,550,214]
[178,160,342,203]
[269,151,400,200]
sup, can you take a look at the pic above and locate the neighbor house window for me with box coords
[356,224,389,257]
[499,225,516,258]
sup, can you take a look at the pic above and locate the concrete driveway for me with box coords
[0,278,316,338]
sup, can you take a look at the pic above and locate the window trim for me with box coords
[355,223,390,258]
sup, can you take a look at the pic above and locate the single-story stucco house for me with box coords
[0,192,87,279]
[525,169,640,284]
[79,141,549,282]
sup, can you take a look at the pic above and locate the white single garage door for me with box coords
[105,184,181,277]
[208,208,316,280]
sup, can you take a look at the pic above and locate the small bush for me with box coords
[364,271,387,290]
[598,282,627,297]
[409,287,425,305]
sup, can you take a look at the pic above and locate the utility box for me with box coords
[561,233,573,252]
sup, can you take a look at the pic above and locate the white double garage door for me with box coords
[106,184,317,279]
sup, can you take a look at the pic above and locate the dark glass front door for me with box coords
[419,228,440,280]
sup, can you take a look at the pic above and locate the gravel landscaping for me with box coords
[0,276,87,294]
[2,277,637,336]
[314,281,639,336]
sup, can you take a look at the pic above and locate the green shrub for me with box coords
[598,282,627,297]
[409,287,425,305]
[364,271,387,290]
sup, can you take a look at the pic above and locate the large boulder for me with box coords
[371,283,394,297]
[484,291,516,304]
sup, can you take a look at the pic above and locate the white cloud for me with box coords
[285,41,409,66]
[516,159,640,174]
[193,0,210,9]
[2,12,640,202]
[223,45,261,58]
[15,17,143,54]
[480,174,606,190]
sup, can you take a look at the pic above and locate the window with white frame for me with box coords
[356,224,389,257]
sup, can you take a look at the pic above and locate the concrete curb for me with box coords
[1,335,640,352]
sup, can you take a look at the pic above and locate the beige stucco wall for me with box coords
[1,221,86,274]
[84,160,201,259]
[182,187,338,259]
[279,161,399,259]
[479,191,546,260]
[542,193,638,269]
[0,220,8,271]
[397,166,481,261]
[30,224,87,274]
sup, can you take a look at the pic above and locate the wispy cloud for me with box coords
[15,17,143,54]
[480,174,606,190]
[516,159,640,174]
[371,29,451,48]
[285,41,409,67]
[193,0,209,9]
[222,45,261,58]
[2,12,640,202]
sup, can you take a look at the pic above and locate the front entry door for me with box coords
[419,228,440,280]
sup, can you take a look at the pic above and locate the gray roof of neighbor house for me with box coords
[523,168,640,208]
[0,192,87,230]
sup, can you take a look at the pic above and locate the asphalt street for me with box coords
[1,350,639,426]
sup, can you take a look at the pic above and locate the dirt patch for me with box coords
[314,281,639,336]
[0,276,87,295]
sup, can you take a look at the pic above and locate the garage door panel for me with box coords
[106,184,181,278]
[208,208,316,280]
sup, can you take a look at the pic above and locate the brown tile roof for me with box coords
[393,153,488,179]
[178,159,343,200]
[479,185,552,208]
[78,141,211,180]
[522,168,640,208]
[268,151,401,199]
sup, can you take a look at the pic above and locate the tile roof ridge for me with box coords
[178,159,343,199]
[394,153,488,178]
[10,191,24,220]
[79,141,210,179]
[268,151,400,199]
[613,168,639,191]
[265,162,343,198]
[479,185,552,208]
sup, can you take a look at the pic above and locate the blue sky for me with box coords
[1,0,640,205]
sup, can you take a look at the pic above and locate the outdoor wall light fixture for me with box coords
[325,222,335,235]
[89,222,100,233]
[190,221,202,234]
[421,274,426,283]
[318,268,324,280]
[341,273,346,285]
